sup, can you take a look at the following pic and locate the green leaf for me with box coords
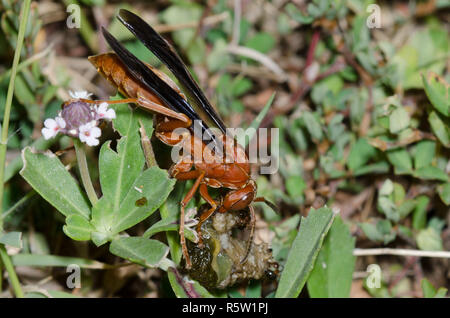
[416,228,443,251]
[379,179,394,196]
[413,140,436,169]
[422,73,449,117]
[311,75,344,105]
[91,167,175,244]
[245,32,275,54]
[11,253,109,269]
[243,92,276,147]
[302,111,323,141]
[159,183,186,265]
[437,183,450,205]
[99,123,145,213]
[4,136,58,183]
[353,161,390,176]
[360,220,396,244]
[167,268,216,298]
[421,279,436,298]
[421,278,448,298]
[20,147,91,218]
[285,175,306,198]
[0,231,22,248]
[63,214,94,241]
[389,107,410,133]
[161,3,203,49]
[285,3,314,24]
[347,138,377,171]
[231,76,253,97]
[90,198,114,246]
[275,207,335,298]
[109,237,169,268]
[245,280,262,298]
[307,216,356,297]
[378,197,399,222]
[413,166,448,182]
[142,216,197,242]
[187,37,206,65]
[428,111,450,147]
[112,167,175,233]
[398,199,416,219]
[207,39,230,72]
[387,148,413,174]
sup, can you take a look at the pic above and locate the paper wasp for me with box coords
[82,9,274,269]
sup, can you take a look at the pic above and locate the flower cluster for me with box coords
[42,91,116,146]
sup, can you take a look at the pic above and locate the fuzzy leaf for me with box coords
[275,207,335,298]
[109,237,169,268]
[20,147,91,218]
[0,231,22,248]
[307,216,356,297]
[422,73,449,117]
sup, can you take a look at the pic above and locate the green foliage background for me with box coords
[0,0,449,298]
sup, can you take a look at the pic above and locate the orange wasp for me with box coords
[84,9,274,269]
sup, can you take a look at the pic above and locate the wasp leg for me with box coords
[155,113,193,147]
[173,169,205,270]
[80,97,137,105]
[155,115,191,131]
[240,205,256,265]
[197,183,217,247]
[136,93,191,123]
[81,95,191,124]
[168,156,193,178]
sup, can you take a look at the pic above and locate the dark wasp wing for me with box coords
[117,9,227,134]
[102,27,222,150]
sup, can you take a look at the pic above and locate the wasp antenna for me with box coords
[254,197,279,214]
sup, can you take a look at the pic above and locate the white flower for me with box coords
[95,102,116,120]
[41,117,66,140]
[78,121,101,146]
[69,90,92,99]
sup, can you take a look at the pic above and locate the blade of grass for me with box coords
[2,190,36,220]
[0,245,24,297]
[0,0,32,228]
[242,92,276,148]
[11,253,113,269]
[0,0,32,298]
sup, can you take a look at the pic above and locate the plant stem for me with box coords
[138,120,156,168]
[353,248,450,258]
[0,245,24,298]
[0,0,32,231]
[74,140,98,206]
